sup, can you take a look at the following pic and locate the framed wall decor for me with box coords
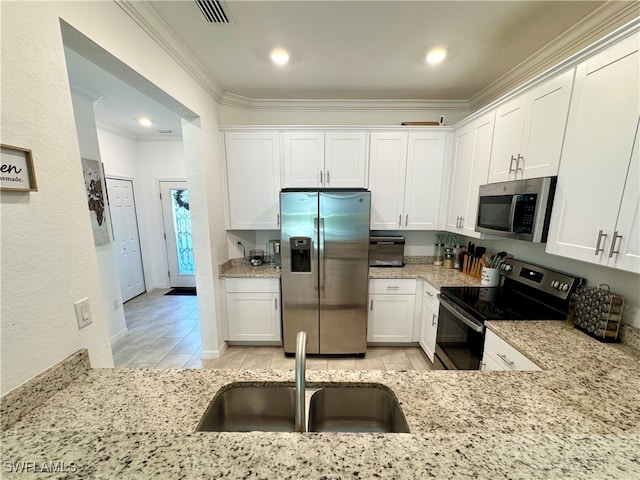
[0,144,38,192]
[81,158,111,246]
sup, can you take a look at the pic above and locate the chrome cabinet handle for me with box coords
[320,170,323,185]
[399,215,402,227]
[425,291,433,297]
[508,155,517,174]
[595,229,607,255]
[432,313,437,327]
[609,231,622,258]
[516,154,524,172]
[370,299,374,311]
[277,213,280,226]
[497,353,514,366]
[386,286,400,290]
[275,298,278,310]
[455,216,461,228]
[326,170,330,184]
[459,217,464,229]
[405,214,409,226]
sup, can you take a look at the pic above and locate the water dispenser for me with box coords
[290,237,311,273]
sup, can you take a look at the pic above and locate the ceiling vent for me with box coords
[195,0,232,24]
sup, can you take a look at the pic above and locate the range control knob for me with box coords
[503,264,513,272]
[551,281,559,289]
[561,283,570,292]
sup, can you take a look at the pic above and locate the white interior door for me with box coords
[106,178,146,302]
[160,181,196,288]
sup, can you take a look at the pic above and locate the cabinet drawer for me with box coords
[369,279,416,295]
[421,281,439,305]
[225,277,280,293]
[483,329,541,371]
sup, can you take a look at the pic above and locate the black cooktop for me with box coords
[439,285,567,322]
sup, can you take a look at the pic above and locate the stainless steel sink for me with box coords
[197,382,409,433]
[308,385,410,433]
[196,384,296,432]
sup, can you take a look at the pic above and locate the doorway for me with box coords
[160,181,196,288]
[106,177,146,302]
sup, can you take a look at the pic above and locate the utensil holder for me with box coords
[480,267,500,286]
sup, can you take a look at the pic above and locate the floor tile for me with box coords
[384,363,414,371]
[155,354,193,369]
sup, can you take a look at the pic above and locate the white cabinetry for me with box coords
[224,131,281,230]
[481,329,540,371]
[369,131,449,230]
[446,111,495,237]
[487,69,575,183]
[282,130,368,188]
[418,281,439,362]
[546,34,640,274]
[225,278,282,343]
[367,279,417,343]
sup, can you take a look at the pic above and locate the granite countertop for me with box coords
[2,321,639,478]
[221,258,481,289]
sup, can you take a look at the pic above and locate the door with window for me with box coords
[106,178,146,302]
[160,181,196,288]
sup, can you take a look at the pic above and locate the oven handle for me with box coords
[438,295,484,333]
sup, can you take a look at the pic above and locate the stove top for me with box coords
[440,286,567,321]
[439,258,583,323]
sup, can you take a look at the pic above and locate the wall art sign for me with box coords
[0,144,38,192]
[81,158,111,246]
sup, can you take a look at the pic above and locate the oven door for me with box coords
[435,296,485,370]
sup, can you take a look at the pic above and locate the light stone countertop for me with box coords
[2,321,639,478]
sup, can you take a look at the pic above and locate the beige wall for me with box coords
[0,1,228,395]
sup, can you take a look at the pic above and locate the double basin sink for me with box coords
[196,382,410,433]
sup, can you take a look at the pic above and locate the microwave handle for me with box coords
[508,195,519,233]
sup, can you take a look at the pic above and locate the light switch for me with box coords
[74,298,93,329]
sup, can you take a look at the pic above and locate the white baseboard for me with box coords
[110,328,129,345]
[147,283,170,291]
[201,342,228,360]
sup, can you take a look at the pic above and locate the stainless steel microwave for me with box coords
[475,176,556,242]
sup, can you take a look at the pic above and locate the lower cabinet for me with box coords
[481,329,540,371]
[225,278,282,343]
[367,279,417,343]
[419,281,439,362]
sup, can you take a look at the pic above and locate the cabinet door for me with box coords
[282,131,324,188]
[227,292,281,342]
[519,69,575,179]
[324,131,368,188]
[225,132,281,229]
[446,124,474,232]
[367,294,415,343]
[463,111,495,237]
[419,294,439,362]
[609,126,640,273]
[487,95,527,183]
[546,34,639,265]
[404,132,447,230]
[369,132,408,229]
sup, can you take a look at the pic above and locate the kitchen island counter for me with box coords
[2,322,639,478]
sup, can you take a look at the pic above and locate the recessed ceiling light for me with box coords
[426,48,447,65]
[138,117,153,127]
[270,49,290,66]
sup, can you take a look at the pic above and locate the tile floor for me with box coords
[112,289,433,371]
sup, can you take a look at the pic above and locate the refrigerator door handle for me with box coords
[319,217,325,294]
[313,217,319,291]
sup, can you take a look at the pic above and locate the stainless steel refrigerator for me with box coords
[280,189,371,355]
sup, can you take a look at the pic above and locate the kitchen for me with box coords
[2,1,640,478]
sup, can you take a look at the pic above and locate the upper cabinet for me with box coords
[369,131,449,230]
[446,111,495,237]
[282,130,368,188]
[487,69,575,183]
[224,131,281,230]
[546,33,639,274]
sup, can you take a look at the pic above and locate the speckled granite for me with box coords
[220,262,281,278]
[620,324,640,351]
[2,321,640,478]
[369,263,480,289]
[0,350,90,431]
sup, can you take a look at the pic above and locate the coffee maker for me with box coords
[267,239,281,267]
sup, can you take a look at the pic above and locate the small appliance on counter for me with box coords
[267,239,281,267]
[369,236,405,267]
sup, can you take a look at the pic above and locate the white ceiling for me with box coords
[65,0,622,138]
[149,0,605,100]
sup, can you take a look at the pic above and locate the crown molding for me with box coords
[469,1,640,111]
[115,0,224,101]
[219,93,470,112]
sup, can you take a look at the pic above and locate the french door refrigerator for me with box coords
[280,189,371,355]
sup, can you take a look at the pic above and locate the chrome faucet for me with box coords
[294,330,307,432]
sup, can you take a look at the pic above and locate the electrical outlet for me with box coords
[74,298,93,329]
